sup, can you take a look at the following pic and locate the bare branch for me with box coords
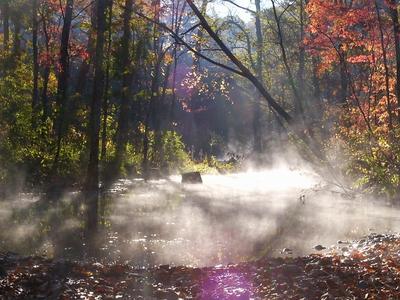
[181,22,201,36]
[185,0,332,165]
[72,0,95,20]
[221,0,256,15]
[134,10,245,77]
[220,19,256,71]
[186,0,294,124]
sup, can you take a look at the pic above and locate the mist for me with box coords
[2,161,400,269]
[106,165,400,267]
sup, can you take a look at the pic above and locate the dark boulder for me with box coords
[181,172,202,184]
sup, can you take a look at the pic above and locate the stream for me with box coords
[1,167,400,268]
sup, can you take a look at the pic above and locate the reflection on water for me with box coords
[1,168,400,267]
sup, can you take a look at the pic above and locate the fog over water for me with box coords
[1,165,400,267]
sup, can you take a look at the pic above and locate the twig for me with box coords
[134,10,245,77]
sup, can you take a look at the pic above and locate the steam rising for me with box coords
[1,165,400,268]
[106,166,400,267]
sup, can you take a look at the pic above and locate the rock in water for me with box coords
[314,245,326,251]
[281,248,293,255]
[181,172,202,184]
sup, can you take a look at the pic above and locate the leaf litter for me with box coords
[1,233,400,299]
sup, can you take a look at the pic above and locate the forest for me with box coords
[2,0,400,299]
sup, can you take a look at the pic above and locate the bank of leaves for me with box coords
[1,234,400,299]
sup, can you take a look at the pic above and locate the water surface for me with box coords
[1,168,399,267]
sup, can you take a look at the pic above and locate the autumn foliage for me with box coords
[306,0,400,197]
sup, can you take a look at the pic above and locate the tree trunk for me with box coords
[100,0,114,162]
[41,17,51,120]
[85,0,107,235]
[170,47,179,123]
[2,0,9,50]
[11,13,21,58]
[154,58,172,169]
[75,4,97,96]
[53,0,74,171]
[32,0,39,111]
[142,0,162,179]
[297,0,305,109]
[41,67,50,119]
[375,0,393,129]
[169,0,187,125]
[253,0,263,154]
[192,0,208,70]
[311,57,322,116]
[114,0,134,174]
[389,0,400,121]
[271,0,304,119]
[338,53,348,104]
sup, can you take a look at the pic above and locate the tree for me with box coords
[100,0,114,162]
[10,3,21,59]
[271,0,304,119]
[85,0,107,234]
[32,0,39,111]
[53,0,75,172]
[388,0,400,121]
[114,0,134,175]
[253,0,264,154]
[185,0,325,161]
[1,0,10,50]
[375,0,393,129]
[39,5,52,119]
[306,0,400,195]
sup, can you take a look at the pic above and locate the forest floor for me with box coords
[1,234,400,299]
